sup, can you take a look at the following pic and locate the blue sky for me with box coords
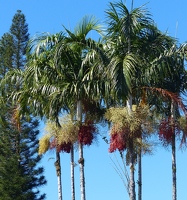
[1,0,187,200]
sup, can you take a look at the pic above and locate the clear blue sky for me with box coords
[1,0,187,200]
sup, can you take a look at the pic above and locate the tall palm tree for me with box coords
[9,15,105,200]
[27,32,65,200]
[38,114,79,200]
[0,32,67,200]
[149,43,187,200]
[104,2,186,200]
[105,2,155,200]
[54,16,105,200]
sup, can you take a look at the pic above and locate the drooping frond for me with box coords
[27,32,65,56]
[146,87,187,116]
[74,15,103,37]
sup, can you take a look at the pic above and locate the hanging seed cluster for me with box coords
[38,134,50,155]
[158,117,179,144]
[38,115,98,154]
[105,105,152,153]
[109,132,126,152]
[158,116,187,146]
[50,138,72,153]
[109,124,141,152]
[45,116,79,145]
[11,106,21,131]
[78,122,97,146]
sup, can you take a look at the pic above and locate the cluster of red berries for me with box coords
[109,126,141,153]
[78,123,96,146]
[109,132,126,153]
[50,138,72,153]
[158,118,174,143]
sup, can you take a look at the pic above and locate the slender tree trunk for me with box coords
[137,150,142,200]
[172,133,177,200]
[171,101,177,200]
[119,152,130,194]
[79,142,86,200]
[127,96,132,110]
[77,100,86,200]
[71,146,75,200]
[55,152,62,200]
[127,97,136,200]
[129,143,136,200]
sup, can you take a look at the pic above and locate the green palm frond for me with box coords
[74,15,103,37]
[27,32,64,55]
[122,53,138,88]
[106,1,153,39]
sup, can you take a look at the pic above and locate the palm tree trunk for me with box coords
[172,133,177,200]
[129,142,136,200]
[77,100,86,200]
[79,142,86,200]
[137,150,142,200]
[55,152,63,200]
[127,97,136,200]
[171,101,177,200]
[127,96,132,110]
[71,146,75,200]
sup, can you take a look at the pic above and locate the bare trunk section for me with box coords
[127,97,136,200]
[171,101,177,200]
[77,100,86,200]
[71,146,75,200]
[79,142,86,200]
[127,96,132,110]
[55,152,62,200]
[129,143,136,200]
[137,150,142,200]
[172,133,177,200]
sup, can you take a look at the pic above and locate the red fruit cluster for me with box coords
[158,118,174,143]
[109,126,141,153]
[50,138,72,153]
[57,142,72,153]
[78,123,96,146]
[109,132,126,153]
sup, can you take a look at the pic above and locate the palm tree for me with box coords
[38,115,79,200]
[105,2,155,199]
[104,2,187,200]
[9,15,105,200]
[53,16,105,200]
[0,32,67,200]
[149,43,187,200]
[27,32,65,200]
